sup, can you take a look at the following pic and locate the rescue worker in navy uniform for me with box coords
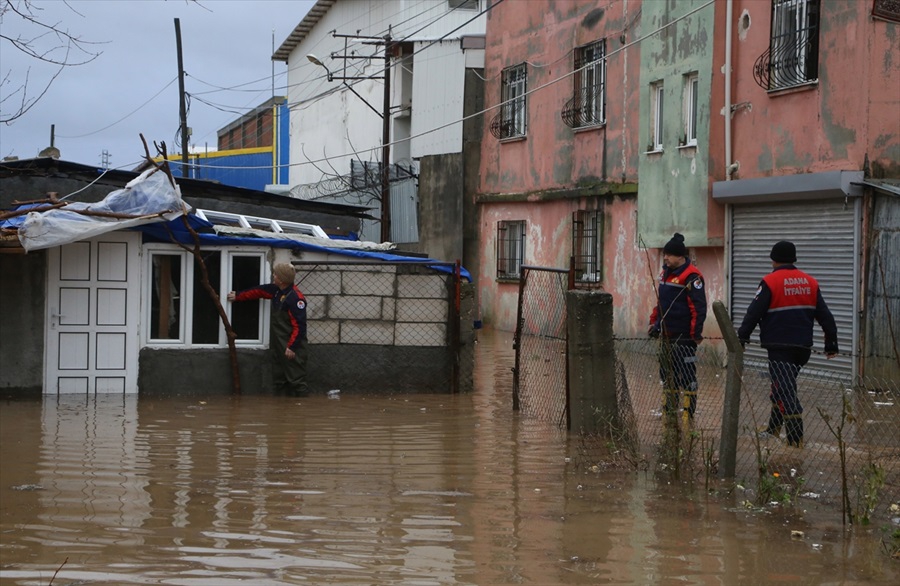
[648,233,707,420]
[228,262,309,397]
[738,241,839,447]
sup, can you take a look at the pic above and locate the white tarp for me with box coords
[18,168,188,252]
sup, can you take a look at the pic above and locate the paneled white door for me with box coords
[45,232,141,394]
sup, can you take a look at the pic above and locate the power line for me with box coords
[171,0,715,173]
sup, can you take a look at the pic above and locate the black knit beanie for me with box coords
[770,240,797,263]
[663,233,687,256]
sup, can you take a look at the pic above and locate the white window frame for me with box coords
[143,244,270,348]
[651,82,664,151]
[684,73,699,146]
[771,0,812,87]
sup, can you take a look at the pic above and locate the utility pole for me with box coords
[175,18,189,177]
[380,33,392,243]
[321,30,393,242]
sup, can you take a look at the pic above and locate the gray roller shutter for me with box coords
[730,199,858,376]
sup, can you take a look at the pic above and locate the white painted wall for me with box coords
[283,0,485,186]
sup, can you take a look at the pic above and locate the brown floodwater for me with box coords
[0,329,896,585]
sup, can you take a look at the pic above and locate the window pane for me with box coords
[231,255,263,341]
[191,250,222,344]
[150,254,182,340]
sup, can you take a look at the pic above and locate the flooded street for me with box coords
[1,329,896,585]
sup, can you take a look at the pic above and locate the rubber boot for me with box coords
[785,416,803,448]
[763,408,783,436]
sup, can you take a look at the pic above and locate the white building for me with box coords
[273,0,486,253]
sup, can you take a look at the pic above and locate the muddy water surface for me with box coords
[0,329,896,585]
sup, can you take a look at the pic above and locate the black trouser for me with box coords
[271,312,308,396]
[765,346,810,446]
[658,338,698,417]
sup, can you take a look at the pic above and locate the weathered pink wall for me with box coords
[730,1,900,178]
[477,1,654,334]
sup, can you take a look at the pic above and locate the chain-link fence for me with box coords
[294,261,467,394]
[614,336,900,523]
[512,266,570,427]
[511,265,899,523]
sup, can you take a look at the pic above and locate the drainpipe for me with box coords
[724,0,736,179]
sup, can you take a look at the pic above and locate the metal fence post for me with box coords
[713,300,744,479]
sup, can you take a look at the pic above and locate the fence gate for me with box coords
[512,266,572,428]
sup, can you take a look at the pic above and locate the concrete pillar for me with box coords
[566,290,617,434]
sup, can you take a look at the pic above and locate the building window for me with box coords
[572,210,602,284]
[490,64,527,139]
[146,247,269,347]
[448,0,478,9]
[754,0,820,90]
[497,220,526,279]
[562,40,606,129]
[651,82,664,151]
[683,73,698,146]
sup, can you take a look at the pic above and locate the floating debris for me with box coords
[11,484,43,491]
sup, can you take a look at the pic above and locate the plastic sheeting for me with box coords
[17,168,188,252]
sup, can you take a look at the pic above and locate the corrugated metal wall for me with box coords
[730,198,860,376]
[411,40,466,157]
[865,193,900,381]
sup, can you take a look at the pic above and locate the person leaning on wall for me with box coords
[737,240,839,448]
[647,232,708,421]
[228,262,309,397]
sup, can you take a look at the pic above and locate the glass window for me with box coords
[500,64,527,138]
[145,246,268,348]
[572,210,602,284]
[448,0,478,8]
[571,40,606,127]
[685,73,699,146]
[757,0,820,90]
[497,220,526,279]
[652,82,664,151]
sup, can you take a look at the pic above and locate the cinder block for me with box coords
[343,271,396,296]
[308,320,339,344]
[299,271,341,295]
[330,296,383,320]
[396,298,448,322]
[382,297,396,321]
[341,321,395,345]
[304,294,327,319]
[395,322,446,346]
[398,274,449,299]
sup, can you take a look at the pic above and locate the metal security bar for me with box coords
[753,0,820,90]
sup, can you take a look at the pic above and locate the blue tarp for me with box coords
[137,215,472,282]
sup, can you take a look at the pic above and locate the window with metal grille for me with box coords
[572,210,602,284]
[753,0,820,91]
[497,220,526,279]
[490,64,527,139]
[562,40,606,128]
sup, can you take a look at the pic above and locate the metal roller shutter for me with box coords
[730,199,858,376]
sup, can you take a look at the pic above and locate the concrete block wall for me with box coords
[297,263,452,348]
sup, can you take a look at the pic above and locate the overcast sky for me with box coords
[1,0,315,168]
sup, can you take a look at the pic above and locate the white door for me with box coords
[45,232,141,394]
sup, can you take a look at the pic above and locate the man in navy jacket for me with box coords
[648,233,707,420]
[228,262,309,396]
[738,241,838,447]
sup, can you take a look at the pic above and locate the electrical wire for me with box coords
[171,0,715,172]
[56,77,178,138]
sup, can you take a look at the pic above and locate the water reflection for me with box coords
[0,329,896,585]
